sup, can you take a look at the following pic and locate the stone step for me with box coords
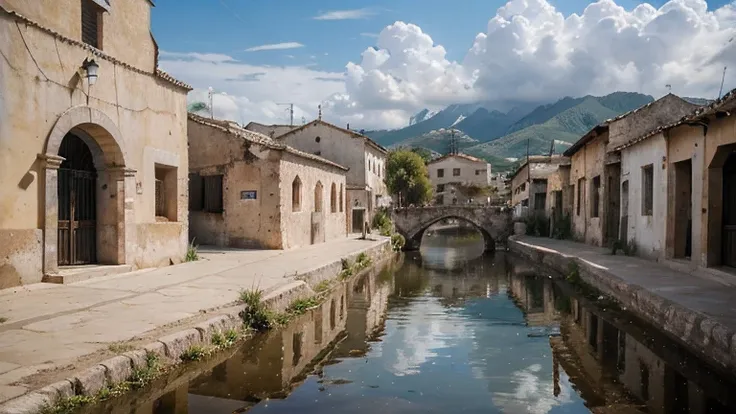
[42,264,134,284]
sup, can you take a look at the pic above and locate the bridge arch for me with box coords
[390,206,512,252]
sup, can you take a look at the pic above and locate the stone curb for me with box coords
[0,239,394,414]
[508,236,736,375]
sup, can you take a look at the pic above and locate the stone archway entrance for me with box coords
[58,133,97,265]
[40,106,134,276]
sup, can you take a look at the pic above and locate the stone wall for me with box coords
[570,133,607,245]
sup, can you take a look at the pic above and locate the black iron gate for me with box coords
[58,133,97,265]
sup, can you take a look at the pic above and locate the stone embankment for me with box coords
[509,235,736,377]
[0,237,393,414]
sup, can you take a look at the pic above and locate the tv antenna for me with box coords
[665,84,672,93]
[717,66,727,99]
[277,103,294,126]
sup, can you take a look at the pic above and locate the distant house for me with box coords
[427,153,492,205]
[188,114,347,249]
[274,120,389,233]
[564,94,699,248]
[509,156,570,218]
[244,122,297,139]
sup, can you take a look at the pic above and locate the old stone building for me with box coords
[188,114,347,249]
[564,94,698,247]
[0,0,191,287]
[273,120,389,233]
[243,121,295,139]
[427,153,492,205]
[616,89,736,270]
[509,156,569,218]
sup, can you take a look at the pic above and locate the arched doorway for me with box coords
[723,151,736,268]
[58,133,97,265]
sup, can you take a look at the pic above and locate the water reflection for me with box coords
[419,222,485,270]
[90,233,736,414]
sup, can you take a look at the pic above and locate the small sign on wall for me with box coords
[241,190,257,200]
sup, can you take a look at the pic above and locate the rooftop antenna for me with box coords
[208,87,214,119]
[717,66,727,99]
[301,116,306,125]
[318,104,322,121]
[665,84,672,94]
[277,103,294,126]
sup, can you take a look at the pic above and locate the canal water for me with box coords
[89,225,736,414]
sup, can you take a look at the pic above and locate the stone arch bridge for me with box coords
[390,206,513,251]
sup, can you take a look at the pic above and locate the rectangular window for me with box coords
[204,175,224,213]
[591,175,601,218]
[437,184,445,193]
[188,173,204,211]
[641,165,653,216]
[453,168,461,176]
[437,169,444,178]
[81,0,103,49]
[155,165,178,221]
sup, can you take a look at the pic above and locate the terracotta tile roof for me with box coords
[188,113,349,171]
[507,155,570,181]
[614,87,736,151]
[274,119,388,154]
[0,5,192,91]
[427,153,487,165]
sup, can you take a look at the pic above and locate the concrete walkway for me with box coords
[0,236,388,404]
[511,236,736,374]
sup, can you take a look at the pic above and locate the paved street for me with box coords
[0,236,387,403]
[514,236,736,334]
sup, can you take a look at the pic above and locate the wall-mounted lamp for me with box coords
[82,58,99,86]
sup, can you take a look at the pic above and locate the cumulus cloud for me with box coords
[244,42,304,52]
[313,8,376,20]
[161,0,736,130]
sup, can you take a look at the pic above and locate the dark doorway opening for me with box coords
[723,152,736,268]
[58,133,97,265]
[674,159,693,259]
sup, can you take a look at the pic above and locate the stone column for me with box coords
[121,168,137,266]
[39,154,65,275]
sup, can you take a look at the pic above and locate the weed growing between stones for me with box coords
[238,288,273,332]
[391,233,406,251]
[40,395,94,414]
[211,328,240,348]
[314,280,331,293]
[355,252,372,270]
[180,345,208,362]
[287,297,320,315]
[566,261,581,286]
[107,343,135,354]
[185,239,200,262]
[129,352,162,388]
[339,258,354,280]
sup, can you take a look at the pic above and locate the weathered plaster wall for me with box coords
[0,9,188,285]
[545,166,571,217]
[1,0,157,71]
[245,123,294,138]
[570,134,606,245]
[279,154,347,249]
[621,134,667,259]
[510,164,530,207]
[607,95,699,152]
[365,144,389,206]
[278,123,367,186]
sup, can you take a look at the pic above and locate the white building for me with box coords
[427,154,492,205]
[273,120,389,232]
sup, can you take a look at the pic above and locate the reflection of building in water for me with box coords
[185,285,349,409]
[552,292,736,414]
[508,272,558,327]
[335,265,392,357]
[422,254,505,307]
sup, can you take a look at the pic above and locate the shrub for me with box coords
[185,239,199,262]
[238,289,273,331]
[524,212,550,237]
[391,233,406,251]
[180,345,208,362]
[372,208,393,236]
[552,213,572,240]
[287,297,319,315]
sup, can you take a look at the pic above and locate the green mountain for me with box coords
[465,94,654,160]
[390,128,479,153]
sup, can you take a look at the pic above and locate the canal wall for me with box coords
[0,239,394,414]
[508,236,736,378]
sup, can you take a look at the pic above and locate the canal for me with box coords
[87,224,736,414]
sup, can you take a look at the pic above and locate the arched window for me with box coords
[330,183,337,213]
[292,176,302,212]
[314,181,323,212]
[339,184,344,212]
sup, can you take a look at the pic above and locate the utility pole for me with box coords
[277,103,294,126]
[718,66,728,99]
[318,104,322,121]
[208,87,214,119]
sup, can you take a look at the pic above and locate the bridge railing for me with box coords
[390,204,510,213]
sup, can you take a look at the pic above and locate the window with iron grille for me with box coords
[641,165,653,216]
[81,0,102,49]
[437,169,444,178]
[189,173,204,211]
[204,175,224,213]
[453,168,461,176]
[437,184,445,193]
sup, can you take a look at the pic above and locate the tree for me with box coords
[410,147,433,163]
[386,149,433,206]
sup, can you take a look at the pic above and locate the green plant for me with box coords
[224,328,239,344]
[391,233,406,251]
[386,149,433,206]
[372,208,393,236]
[269,311,291,326]
[238,288,274,331]
[552,213,572,240]
[524,212,550,237]
[314,280,331,293]
[287,297,319,315]
[180,345,208,362]
[355,252,372,270]
[566,261,581,285]
[108,343,135,354]
[185,239,199,262]
[211,332,226,347]
[40,395,95,414]
[129,352,161,389]
[239,288,262,307]
[339,258,354,280]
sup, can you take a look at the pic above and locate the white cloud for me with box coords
[313,8,375,20]
[162,0,736,130]
[244,42,304,52]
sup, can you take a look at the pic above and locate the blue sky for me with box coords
[152,0,736,128]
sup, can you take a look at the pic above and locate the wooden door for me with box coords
[58,133,97,265]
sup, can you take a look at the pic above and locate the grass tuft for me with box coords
[185,239,199,262]
[180,345,209,362]
[286,297,319,315]
[108,343,135,354]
